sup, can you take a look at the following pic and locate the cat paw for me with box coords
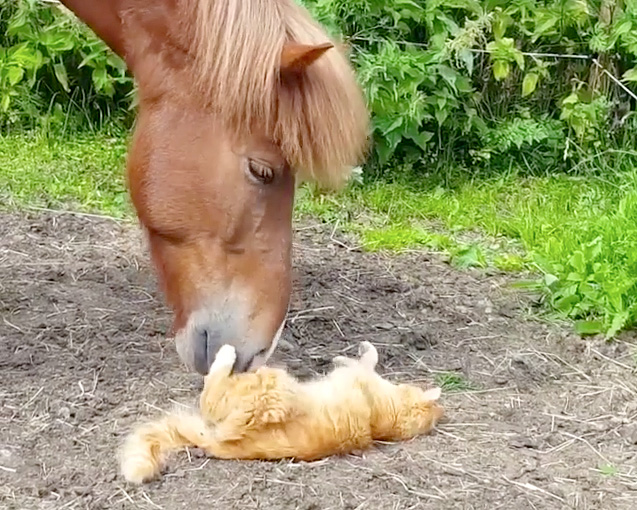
[211,344,236,372]
[358,341,378,368]
[358,341,375,357]
[119,437,161,484]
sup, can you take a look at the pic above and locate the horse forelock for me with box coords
[182,0,370,188]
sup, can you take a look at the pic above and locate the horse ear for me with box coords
[280,42,334,73]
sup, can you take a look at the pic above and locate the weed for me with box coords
[598,464,619,477]
[0,1,134,131]
[299,168,637,338]
[434,372,476,392]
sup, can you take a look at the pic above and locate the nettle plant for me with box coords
[303,0,637,174]
[0,0,134,129]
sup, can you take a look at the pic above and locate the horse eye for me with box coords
[247,159,275,184]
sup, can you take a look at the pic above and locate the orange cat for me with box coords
[120,341,444,484]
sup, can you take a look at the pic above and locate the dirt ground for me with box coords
[1,210,636,510]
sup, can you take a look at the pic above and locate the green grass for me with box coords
[0,131,130,217]
[2,130,637,338]
[299,170,637,338]
[433,372,476,392]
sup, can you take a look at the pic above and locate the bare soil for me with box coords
[1,210,636,510]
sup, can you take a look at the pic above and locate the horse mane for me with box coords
[181,0,370,188]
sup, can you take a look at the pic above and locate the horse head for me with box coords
[59,0,369,374]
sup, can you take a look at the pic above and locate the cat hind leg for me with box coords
[333,342,379,370]
[357,341,378,370]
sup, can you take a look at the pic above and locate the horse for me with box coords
[57,0,370,375]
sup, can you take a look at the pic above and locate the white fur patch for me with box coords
[213,344,237,370]
[422,387,442,401]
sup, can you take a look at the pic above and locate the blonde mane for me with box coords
[181,0,370,187]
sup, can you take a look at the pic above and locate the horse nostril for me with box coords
[192,327,212,375]
[189,326,264,375]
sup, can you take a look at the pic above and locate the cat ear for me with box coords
[422,387,442,401]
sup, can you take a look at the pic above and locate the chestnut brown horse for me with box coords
[57,0,369,375]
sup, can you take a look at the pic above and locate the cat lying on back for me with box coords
[120,341,444,484]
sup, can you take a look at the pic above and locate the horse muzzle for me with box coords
[173,308,285,375]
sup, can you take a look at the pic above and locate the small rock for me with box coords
[584,421,607,433]
[278,338,294,350]
[511,355,528,366]
[494,375,508,385]
[72,486,91,496]
[509,435,539,449]
[504,464,528,480]
[623,424,637,445]
[103,472,118,483]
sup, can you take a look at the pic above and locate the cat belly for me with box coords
[212,396,374,461]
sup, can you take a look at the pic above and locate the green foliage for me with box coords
[302,0,637,176]
[0,131,130,216]
[0,0,134,131]
[296,0,637,338]
[474,114,565,170]
[3,0,636,158]
[515,183,637,339]
[560,90,611,148]
[3,131,637,339]
[598,464,619,477]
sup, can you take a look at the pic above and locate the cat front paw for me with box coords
[211,344,236,372]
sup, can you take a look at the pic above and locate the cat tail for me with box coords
[119,411,209,484]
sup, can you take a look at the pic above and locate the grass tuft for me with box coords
[0,131,130,218]
[434,372,476,392]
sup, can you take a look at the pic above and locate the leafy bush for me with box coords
[302,0,637,176]
[3,0,636,156]
[0,0,134,131]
